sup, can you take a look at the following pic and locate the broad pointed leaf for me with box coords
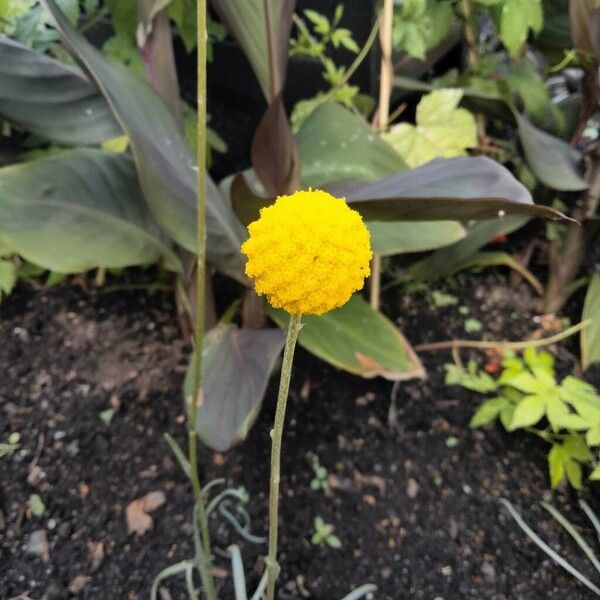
[209,0,295,101]
[268,294,425,381]
[0,149,181,273]
[296,102,407,188]
[339,157,568,222]
[582,273,600,369]
[44,0,247,282]
[0,37,120,145]
[186,325,286,451]
[515,112,587,191]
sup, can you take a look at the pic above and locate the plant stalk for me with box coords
[187,1,217,598]
[370,0,393,310]
[266,313,302,600]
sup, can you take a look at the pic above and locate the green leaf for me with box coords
[515,112,587,192]
[500,371,541,394]
[464,318,483,333]
[409,217,530,281]
[445,361,498,393]
[563,434,593,462]
[106,0,138,37]
[268,294,425,381]
[169,0,197,52]
[0,37,121,145]
[384,89,478,168]
[470,397,510,427]
[509,394,546,429]
[296,102,407,187]
[29,493,45,517]
[210,0,294,100]
[546,396,589,431]
[0,259,17,301]
[367,220,465,256]
[587,426,600,447]
[548,443,566,488]
[0,149,182,273]
[186,325,286,451]
[327,535,342,549]
[45,0,247,282]
[499,0,543,56]
[582,274,600,369]
[340,157,567,223]
[566,459,583,489]
[505,58,551,121]
[431,291,458,307]
[590,464,600,481]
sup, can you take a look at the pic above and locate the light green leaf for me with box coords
[548,444,566,488]
[470,397,510,427]
[0,259,17,300]
[499,371,540,394]
[566,459,583,490]
[499,0,543,57]
[445,361,498,393]
[587,426,600,447]
[582,274,600,369]
[546,396,589,431]
[384,89,477,168]
[590,464,600,481]
[509,394,546,429]
[563,434,593,462]
[29,493,45,517]
[268,294,425,381]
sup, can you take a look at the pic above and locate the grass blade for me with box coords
[500,499,600,597]
[579,499,600,546]
[339,583,378,600]
[249,571,268,600]
[541,501,600,575]
[151,560,195,600]
[228,544,249,600]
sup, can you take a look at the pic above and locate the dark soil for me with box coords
[1,267,600,600]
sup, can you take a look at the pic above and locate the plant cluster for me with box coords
[446,348,600,489]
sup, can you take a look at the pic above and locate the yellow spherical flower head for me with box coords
[241,189,372,316]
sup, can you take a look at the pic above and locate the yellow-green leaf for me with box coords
[384,89,478,168]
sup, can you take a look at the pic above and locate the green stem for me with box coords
[187,1,216,598]
[266,314,302,600]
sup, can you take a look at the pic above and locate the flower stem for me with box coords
[266,314,302,600]
[186,1,217,598]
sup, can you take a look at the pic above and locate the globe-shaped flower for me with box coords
[241,189,372,316]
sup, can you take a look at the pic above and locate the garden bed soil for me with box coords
[1,267,600,600]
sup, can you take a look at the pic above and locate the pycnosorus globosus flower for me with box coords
[241,189,372,316]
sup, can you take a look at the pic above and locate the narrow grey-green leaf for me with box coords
[0,37,121,145]
[0,149,181,273]
[582,273,600,369]
[44,0,247,282]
